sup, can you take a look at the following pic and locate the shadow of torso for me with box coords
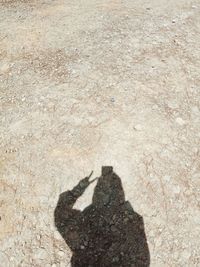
[55,168,150,267]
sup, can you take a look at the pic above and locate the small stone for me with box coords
[124,217,129,223]
[58,250,64,257]
[175,117,186,126]
[191,106,199,114]
[156,236,162,247]
[83,240,88,246]
[149,173,155,180]
[103,194,110,205]
[0,252,9,266]
[113,256,119,262]
[111,225,117,232]
[163,175,171,182]
[173,186,181,194]
[47,102,55,111]
[192,147,198,153]
[96,96,101,103]
[53,231,61,240]
[181,249,191,260]
[134,124,143,131]
[0,63,10,73]
[152,104,158,110]
[194,214,200,224]
[174,250,179,259]
[34,248,48,259]
[167,101,178,109]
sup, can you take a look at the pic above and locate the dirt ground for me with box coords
[0,0,200,266]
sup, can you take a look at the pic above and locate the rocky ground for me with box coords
[0,0,200,266]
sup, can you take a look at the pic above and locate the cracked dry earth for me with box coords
[0,0,200,266]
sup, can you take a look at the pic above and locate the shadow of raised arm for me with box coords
[54,172,95,250]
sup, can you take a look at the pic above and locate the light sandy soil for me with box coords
[0,0,200,266]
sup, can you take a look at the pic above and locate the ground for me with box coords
[0,0,200,266]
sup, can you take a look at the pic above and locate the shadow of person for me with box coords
[54,166,150,267]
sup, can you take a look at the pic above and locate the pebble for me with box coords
[181,249,191,260]
[34,248,48,259]
[156,236,162,247]
[191,106,199,114]
[192,147,198,153]
[163,175,171,182]
[111,225,117,232]
[113,256,119,262]
[0,252,9,266]
[58,250,64,257]
[96,96,101,103]
[152,104,158,110]
[167,101,178,109]
[134,124,143,131]
[53,231,61,240]
[103,195,110,205]
[149,173,155,180]
[193,214,200,224]
[47,102,55,111]
[175,117,186,126]
[173,185,181,194]
[0,62,10,73]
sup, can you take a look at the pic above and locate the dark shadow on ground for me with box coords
[54,166,150,267]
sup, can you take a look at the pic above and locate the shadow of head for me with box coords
[54,166,150,267]
[92,166,125,207]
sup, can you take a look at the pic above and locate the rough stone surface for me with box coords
[0,0,200,266]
